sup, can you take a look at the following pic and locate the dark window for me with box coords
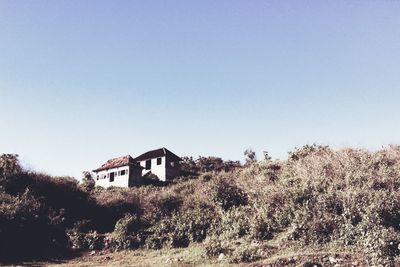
[110,172,115,182]
[97,175,99,180]
[157,157,162,165]
[121,170,126,175]
[145,159,151,170]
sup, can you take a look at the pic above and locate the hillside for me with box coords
[1,145,400,266]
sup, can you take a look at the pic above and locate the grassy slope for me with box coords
[40,230,369,267]
[42,246,367,267]
[3,146,400,266]
[44,245,225,267]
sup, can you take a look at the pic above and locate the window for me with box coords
[145,159,151,170]
[121,169,126,175]
[157,157,162,165]
[96,175,99,180]
[110,172,115,182]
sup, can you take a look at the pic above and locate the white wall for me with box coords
[139,156,166,181]
[95,165,130,188]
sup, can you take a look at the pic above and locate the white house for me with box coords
[93,148,182,188]
[133,147,182,182]
[93,155,143,188]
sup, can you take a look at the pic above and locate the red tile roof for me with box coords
[93,155,142,172]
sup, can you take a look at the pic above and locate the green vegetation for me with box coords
[1,145,400,266]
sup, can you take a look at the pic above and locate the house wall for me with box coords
[128,166,143,186]
[139,156,166,181]
[165,157,181,180]
[95,165,131,188]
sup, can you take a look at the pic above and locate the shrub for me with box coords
[210,178,248,211]
[0,154,22,179]
[215,207,251,240]
[93,188,142,232]
[66,229,104,251]
[111,213,143,250]
[180,156,241,174]
[229,245,261,263]
[204,236,229,257]
[249,217,275,241]
[141,191,182,227]
[4,146,400,265]
[0,189,68,260]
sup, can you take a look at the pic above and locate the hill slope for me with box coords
[1,145,400,266]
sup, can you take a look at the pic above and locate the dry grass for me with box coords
[42,245,232,267]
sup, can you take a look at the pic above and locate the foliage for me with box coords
[3,145,400,264]
[81,171,95,193]
[180,155,241,174]
[0,154,22,179]
[210,177,248,211]
[66,229,104,251]
[244,148,257,165]
[0,189,68,260]
[229,245,261,263]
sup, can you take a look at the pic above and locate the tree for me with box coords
[223,160,242,172]
[0,154,22,178]
[81,171,95,192]
[180,156,199,174]
[244,149,257,166]
[263,151,272,161]
[196,156,225,172]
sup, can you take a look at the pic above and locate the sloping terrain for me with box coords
[2,145,400,266]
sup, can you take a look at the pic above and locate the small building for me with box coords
[92,148,182,188]
[134,147,182,182]
[93,155,143,188]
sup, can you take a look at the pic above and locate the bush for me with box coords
[0,189,68,260]
[210,178,248,211]
[0,154,22,179]
[147,206,216,249]
[93,188,143,232]
[66,229,104,251]
[204,236,229,257]
[180,156,241,174]
[4,146,400,265]
[229,245,261,263]
[214,207,251,240]
[111,213,143,250]
[249,217,275,241]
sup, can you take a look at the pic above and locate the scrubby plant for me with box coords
[81,171,95,193]
[244,148,257,166]
[210,177,248,211]
[204,236,229,257]
[213,206,252,240]
[3,145,400,264]
[66,229,104,251]
[0,189,68,260]
[180,155,242,174]
[0,154,22,179]
[93,187,142,232]
[109,213,144,250]
[147,205,216,249]
[229,245,261,263]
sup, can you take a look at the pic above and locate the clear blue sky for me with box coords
[1,1,399,179]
